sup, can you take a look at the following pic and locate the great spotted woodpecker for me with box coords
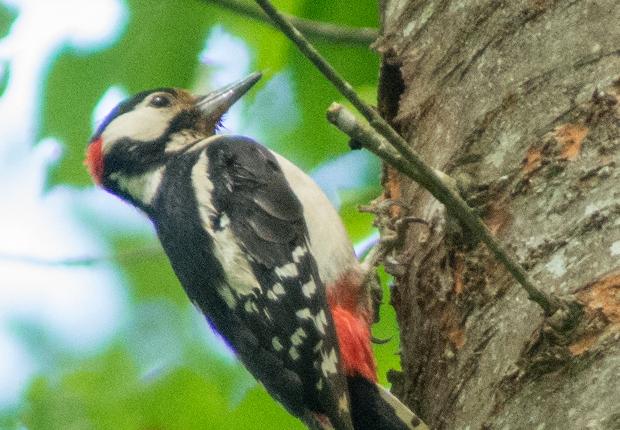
[86,72,423,430]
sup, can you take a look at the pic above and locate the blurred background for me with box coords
[0,0,399,428]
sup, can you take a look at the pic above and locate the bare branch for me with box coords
[326,102,571,318]
[205,0,378,45]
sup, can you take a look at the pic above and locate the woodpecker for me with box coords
[86,72,423,430]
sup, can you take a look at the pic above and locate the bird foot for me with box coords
[358,198,428,321]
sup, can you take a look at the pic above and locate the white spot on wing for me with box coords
[295,308,327,335]
[610,241,620,256]
[219,214,230,228]
[314,310,327,335]
[320,348,339,377]
[290,327,306,346]
[585,203,599,216]
[244,300,258,314]
[338,395,349,413]
[275,262,299,278]
[292,246,306,262]
[301,281,316,298]
[289,346,300,360]
[272,336,283,351]
[272,282,285,296]
[296,308,311,320]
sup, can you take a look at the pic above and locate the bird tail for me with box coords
[347,375,428,430]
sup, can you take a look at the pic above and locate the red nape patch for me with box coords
[330,305,377,383]
[85,137,104,185]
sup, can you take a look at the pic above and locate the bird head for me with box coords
[85,72,262,187]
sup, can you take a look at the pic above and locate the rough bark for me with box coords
[374,1,620,429]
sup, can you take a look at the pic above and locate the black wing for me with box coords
[204,136,352,428]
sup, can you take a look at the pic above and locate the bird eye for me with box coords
[150,94,171,108]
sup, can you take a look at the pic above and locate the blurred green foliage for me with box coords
[0,1,406,429]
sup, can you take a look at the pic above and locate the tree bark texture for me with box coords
[374,1,619,429]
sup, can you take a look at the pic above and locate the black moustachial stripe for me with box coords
[102,111,204,196]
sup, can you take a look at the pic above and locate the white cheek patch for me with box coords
[101,106,173,152]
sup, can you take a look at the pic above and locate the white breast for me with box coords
[271,151,359,285]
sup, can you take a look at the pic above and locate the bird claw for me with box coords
[371,335,393,345]
[359,198,429,319]
[383,254,408,278]
[360,199,428,271]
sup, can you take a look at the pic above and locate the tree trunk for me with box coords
[373,1,620,429]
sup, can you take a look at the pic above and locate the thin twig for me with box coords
[205,0,378,45]
[326,104,563,316]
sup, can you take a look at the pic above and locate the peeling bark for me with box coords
[375,1,620,429]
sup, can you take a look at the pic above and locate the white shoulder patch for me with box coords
[191,150,261,296]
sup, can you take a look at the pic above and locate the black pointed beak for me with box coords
[195,72,262,120]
